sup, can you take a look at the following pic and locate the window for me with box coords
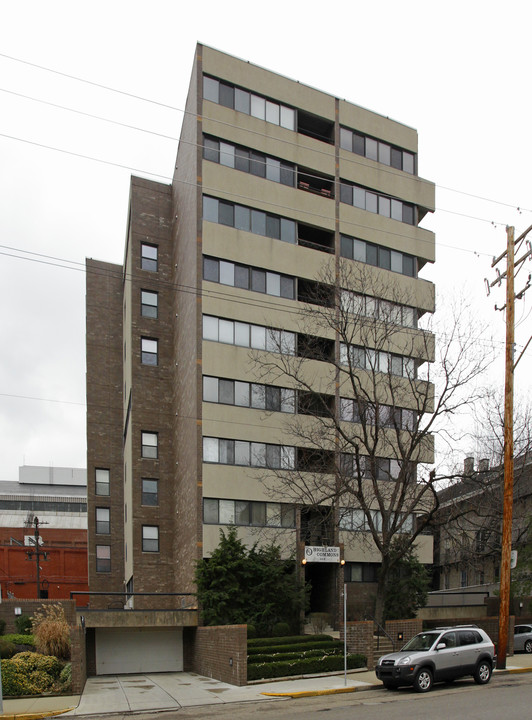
[141,432,158,459]
[345,562,379,582]
[203,196,297,245]
[203,136,295,187]
[340,343,416,379]
[339,290,418,329]
[141,337,158,365]
[203,256,294,299]
[203,76,295,131]
[203,437,295,469]
[141,243,158,272]
[340,181,415,225]
[95,507,110,535]
[203,498,295,527]
[141,290,158,318]
[141,478,158,506]
[95,468,110,496]
[142,525,159,552]
[340,234,417,277]
[95,545,111,572]
[340,126,416,175]
[203,315,295,355]
[203,376,295,413]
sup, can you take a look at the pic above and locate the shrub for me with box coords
[11,651,63,679]
[247,624,256,639]
[60,662,72,690]
[272,622,291,637]
[4,633,35,648]
[0,637,16,659]
[248,640,342,655]
[309,612,331,634]
[248,634,331,648]
[247,653,366,681]
[0,618,6,635]
[32,604,71,659]
[0,659,27,696]
[15,615,33,635]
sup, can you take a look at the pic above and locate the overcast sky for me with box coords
[1,0,531,482]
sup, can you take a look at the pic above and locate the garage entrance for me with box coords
[95,627,183,675]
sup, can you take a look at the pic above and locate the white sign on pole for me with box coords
[511,550,518,569]
[304,546,341,563]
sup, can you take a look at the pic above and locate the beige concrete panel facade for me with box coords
[202,110,336,176]
[341,532,433,564]
[203,163,336,228]
[202,523,296,557]
[339,150,435,211]
[202,45,336,120]
[202,464,277,500]
[339,205,435,263]
[202,403,292,444]
[202,221,336,282]
[339,100,418,153]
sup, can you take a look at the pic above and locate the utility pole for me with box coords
[487,224,532,668]
[25,516,48,599]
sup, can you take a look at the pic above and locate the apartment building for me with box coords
[86,44,435,625]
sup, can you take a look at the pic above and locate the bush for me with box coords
[247,653,366,681]
[0,618,6,635]
[247,624,256,639]
[248,640,342,655]
[309,612,331,634]
[60,662,72,691]
[32,604,71,659]
[15,615,33,635]
[0,637,16,659]
[11,651,63,679]
[4,633,35,648]
[249,648,343,664]
[248,634,331,648]
[272,622,291,637]
[0,653,64,696]
[0,659,27,696]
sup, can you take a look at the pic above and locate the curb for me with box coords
[262,684,376,699]
[0,710,74,720]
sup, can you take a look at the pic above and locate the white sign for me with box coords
[304,546,341,563]
[511,550,518,569]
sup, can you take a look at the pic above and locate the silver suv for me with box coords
[375,625,496,692]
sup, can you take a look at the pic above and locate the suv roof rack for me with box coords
[434,624,479,630]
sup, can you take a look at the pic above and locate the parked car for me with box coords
[375,625,495,692]
[514,624,532,653]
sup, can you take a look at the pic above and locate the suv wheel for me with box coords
[474,660,492,684]
[524,640,532,654]
[413,668,433,693]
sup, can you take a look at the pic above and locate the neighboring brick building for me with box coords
[86,44,436,672]
[0,466,88,604]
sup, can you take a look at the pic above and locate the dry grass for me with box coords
[31,604,71,659]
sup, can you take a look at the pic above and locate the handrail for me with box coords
[365,611,396,651]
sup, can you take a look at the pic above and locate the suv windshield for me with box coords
[401,632,439,652]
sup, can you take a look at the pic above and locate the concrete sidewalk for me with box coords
[2,654,531,719]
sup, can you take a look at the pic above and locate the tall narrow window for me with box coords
[95,468,110,496]
[141,432,158,459]
[95,545,111,572]
[141,338,158,365]
[142,478,159,506]
[142,525,159,552]
[95,507,110,535]
[141,290,158,318]
[141,243,158,272]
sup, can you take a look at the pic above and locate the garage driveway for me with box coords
[66,672,286,714]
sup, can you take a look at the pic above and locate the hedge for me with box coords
[1,652,64,696]
[248,634,331,648]
[4,634,36,647]
[249,648,344,664]
[248,653,366,681]
[248,640,343,655]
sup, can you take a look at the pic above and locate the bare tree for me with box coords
[255,261,494,624]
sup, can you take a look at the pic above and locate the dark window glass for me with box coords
[251,209,266,235]
[234,146,250,172]
[219,439,235,464]
[203,137,219,163]
[353,134,365,156]
[141,479,158,506]
[280,276,294,299]
[266,444,281,468]
[366,244,378,266]
[219,379,234,405]
[219,201,234,227]
[403,204,414,225]
[95,545,111,572]
[280,163,295,186]
[250,151,266,177]
[234,264,250,289]
[203,257,219,282]
[340,183,353,205]
[265,386,281,411]
[403,255,415,277]
[234,87,250,114]
[266,215,280,239]
[251,269,266,293]
[390,147,402,169]
[203,498,218,523]
[252,502,266,526]
[219,82,234,108]
[341,236,353,259]
[379,247,391,270]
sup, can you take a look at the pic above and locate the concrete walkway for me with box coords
[2,654,531,719]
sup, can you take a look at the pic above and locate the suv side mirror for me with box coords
[436,642,446,651]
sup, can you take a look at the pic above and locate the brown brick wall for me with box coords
[340,620,374,668]
[385,618,422,647]
[184,624,247,686]
[0,598,77,633]
[70,624,87,693]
